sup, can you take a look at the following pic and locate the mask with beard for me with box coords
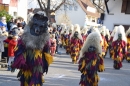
[30,13,48,36]
[22,12,50,50]
[74,31,78,38]
[88,46,96,52]
[118,33,122,40]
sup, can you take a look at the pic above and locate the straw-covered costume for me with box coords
[112,25,127,69]
[11,11,53,86]
[78,32,104,86]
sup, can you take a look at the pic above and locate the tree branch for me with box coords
[37,0,44,11]
[53,0,66,12]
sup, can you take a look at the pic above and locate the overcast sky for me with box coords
[28,0,40,9]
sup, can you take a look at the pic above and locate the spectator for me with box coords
[0,17,8,31]
[7,33,18,71]
[17,23,24,36]
[17,17,26,29]
[50,34,56,56]
[3,35,12,62]
[10,19,20,31]
[0,27,7,61]
[7,17,14,31]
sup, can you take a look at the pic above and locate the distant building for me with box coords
[56,0,100,26]
[103,0,130,31]
[0,0,27,21]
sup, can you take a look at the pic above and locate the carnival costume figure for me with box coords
[50,34,56,56]
[60,24,67,48]
[81,26,88,43]
[70,24,83,64]
[11,11,53,86]
[126,27,130,62]
[78,32,104,86]
[65,25,74,54]
[109,26,118,58]
[112,25,127,69]
[100,26,108,58]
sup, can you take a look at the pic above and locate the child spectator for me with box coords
[3,35,12,62]
[50,34,56,56]
[7,28,19,71]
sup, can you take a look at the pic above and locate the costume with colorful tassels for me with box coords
[65,33,71,54]
[126,29,130,62]
[112,40,126,69]
[101,35,108,58]
[81,33,87,43]
[70,37,83,63]
[61,33,66,48]
[78,32,104,86]
[109,36,114,57]
[112,25,127,69]
[109,26,118,58]
[12,39,53,86]
[78,52,104,86]
[11,11,53,86]
[126,36,130,62]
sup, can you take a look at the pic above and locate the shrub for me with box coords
[0,10,12,22]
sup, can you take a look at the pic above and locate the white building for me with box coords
[55,0,100,26]
[103,0,130,31]
[27,0,100,27]
[0,0,27,21]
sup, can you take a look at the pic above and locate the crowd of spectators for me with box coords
[0,16,26,71]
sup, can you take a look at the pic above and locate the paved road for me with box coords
[0,48,130,86]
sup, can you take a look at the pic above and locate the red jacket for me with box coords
[8,39,17,57]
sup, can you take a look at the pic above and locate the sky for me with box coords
[28,0,40,9]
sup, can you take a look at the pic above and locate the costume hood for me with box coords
[22,11,50,50]
[79,32,102,58]
[113,25,127,42]
[111,26,118,37]
[126,27,130,37]
[70,24,83,41]
[60,23,67,34]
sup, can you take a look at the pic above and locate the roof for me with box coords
[77,0,100,18]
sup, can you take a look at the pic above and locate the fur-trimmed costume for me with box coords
[112,25,127,69]
[11,11,53,86]
[78,32,104,86]
[70,24,83,63]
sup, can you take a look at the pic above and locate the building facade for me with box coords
[103,0,130,31]
[0,0,27,21]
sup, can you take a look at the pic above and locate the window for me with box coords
[121,0,130,14]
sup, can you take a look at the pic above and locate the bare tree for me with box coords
[91,0,105,13]
[37,0,66,20]
[37,0,77,23]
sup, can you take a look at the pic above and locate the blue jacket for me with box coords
[0,21,8,31]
